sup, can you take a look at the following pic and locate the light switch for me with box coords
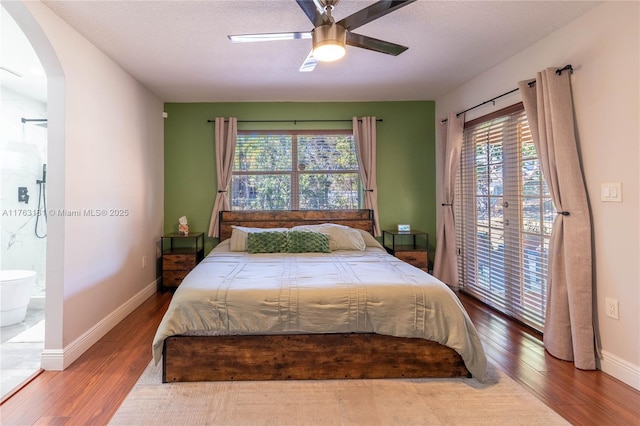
[601,182,622,202]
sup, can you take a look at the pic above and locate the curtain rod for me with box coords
[207,118,383,124]
[440,64,573,124]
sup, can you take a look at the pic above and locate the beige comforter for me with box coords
[152,241,487,378]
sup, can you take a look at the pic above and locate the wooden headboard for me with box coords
[218,210,374,241]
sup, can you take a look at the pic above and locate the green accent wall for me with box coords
[164,101,436,255]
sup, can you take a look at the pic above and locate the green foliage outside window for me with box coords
[231,132,360,210]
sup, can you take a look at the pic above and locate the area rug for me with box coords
[109,361,569,425]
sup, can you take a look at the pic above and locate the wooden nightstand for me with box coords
[382,229,429,272]
[161,232,204,291]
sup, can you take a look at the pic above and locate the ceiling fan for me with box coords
[228,0,417,72]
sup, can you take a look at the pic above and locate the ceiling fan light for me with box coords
[313,43,345,62]
[312,24,347,62]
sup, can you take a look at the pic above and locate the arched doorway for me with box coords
[1,0,65,398]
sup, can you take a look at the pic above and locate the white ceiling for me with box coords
[8,1,600,103]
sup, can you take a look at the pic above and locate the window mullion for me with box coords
[291,134,299,209]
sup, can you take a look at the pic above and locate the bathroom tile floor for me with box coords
[0,307,45,399]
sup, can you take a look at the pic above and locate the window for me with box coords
[455,103,553,331]
[231,131,360,210]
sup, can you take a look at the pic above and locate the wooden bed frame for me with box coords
[162,209,470,382]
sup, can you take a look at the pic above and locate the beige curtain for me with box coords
[353,117,381,236]
[208,117,237,238]
[433,112,465,288]
[518,68,595,370]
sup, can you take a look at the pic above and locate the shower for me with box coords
[21,117,48,239]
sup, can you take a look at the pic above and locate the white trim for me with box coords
[40,349,64,370]
[40,280,158,371]
[600,350,640,391]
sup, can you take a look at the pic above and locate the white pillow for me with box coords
[291,223,366,251]
[357,228,384,249]
[229,226,289,252]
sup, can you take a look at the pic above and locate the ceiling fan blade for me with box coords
[228,32,312,43]
[337,0,417,31]
[346,32,408,56]
[299,50,318,72]
[296,0,330,27]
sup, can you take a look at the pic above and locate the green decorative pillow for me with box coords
[247,231,288,253]
[291,224,366,251]
[287,231,331,253]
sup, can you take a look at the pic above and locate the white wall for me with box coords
[435,2,639,390]
[5,1,164,368]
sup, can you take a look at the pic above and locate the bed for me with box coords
[153,209,487,383]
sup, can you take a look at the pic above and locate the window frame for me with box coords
[231,129,361,210]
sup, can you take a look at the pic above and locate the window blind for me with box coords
[231,131,359,210]
[455,104,553,331]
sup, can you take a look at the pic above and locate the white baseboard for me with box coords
[40,280,158,371]
[600,350,640,391]
[40,349,64,370]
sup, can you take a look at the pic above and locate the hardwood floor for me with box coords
[0,291,173,425]
[1,290,638,425]
[459,293,639,425]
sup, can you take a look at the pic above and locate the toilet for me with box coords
[0,270,36,327]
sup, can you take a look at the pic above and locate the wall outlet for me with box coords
[605,297,619,320]
[142,255,147,269]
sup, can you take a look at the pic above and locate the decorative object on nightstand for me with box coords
[178,216,189,236]
[383,229,430,272]
[161,232,204,291]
